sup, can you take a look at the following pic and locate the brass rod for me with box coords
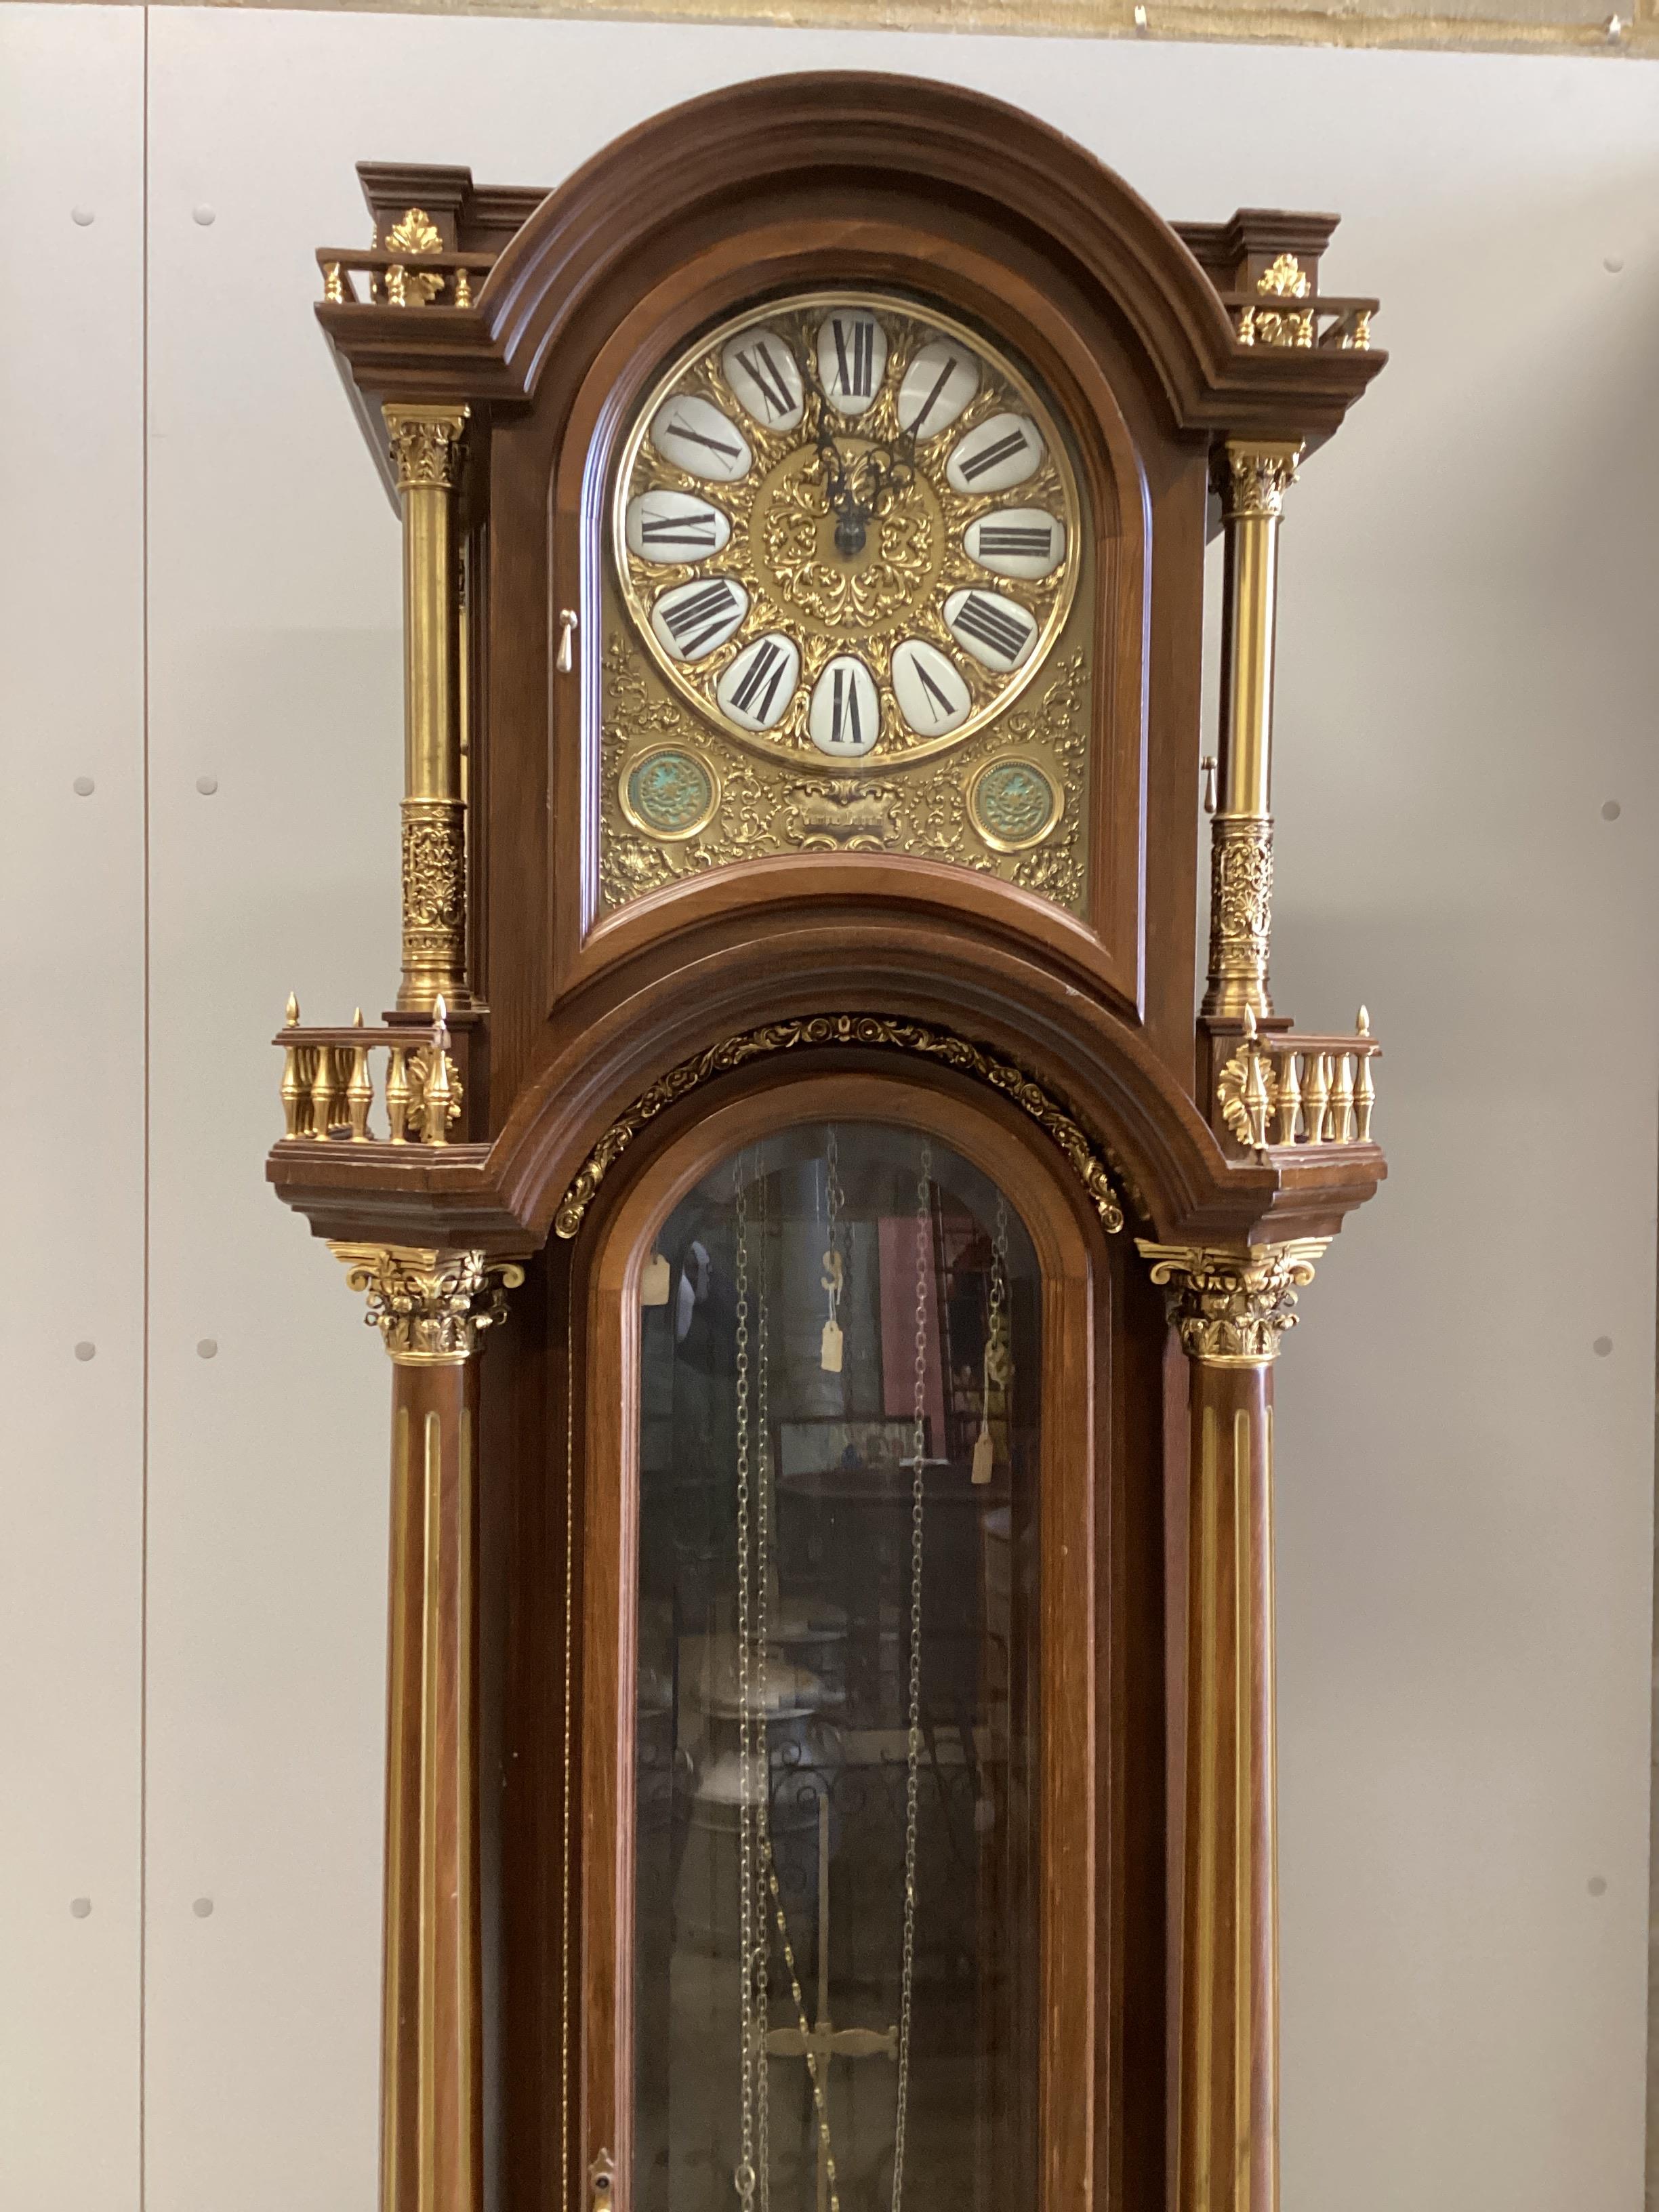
[1202,439,1303,1023]
[385,404,470,1015]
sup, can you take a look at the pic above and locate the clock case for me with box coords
[270,72,1387,2212]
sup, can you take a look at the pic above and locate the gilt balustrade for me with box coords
[274,996,464,1147]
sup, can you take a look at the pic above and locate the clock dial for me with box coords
[897,339,981,439]
[614,290,1079,766]
[716,632,801,731]
[721,328,806,431]
[651,575,750,661]
[816,310,889,417]
[809,657,882,756]
[946,412,1044,496]
[649,394,752,483]
[626,491,733,562]
[892,638,972,736]
[964,508,1067,581]
[943,586,1039,673]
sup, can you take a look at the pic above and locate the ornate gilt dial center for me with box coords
[613,290,1081,769]
[751,441,944,643]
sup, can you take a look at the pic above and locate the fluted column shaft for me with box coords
[1139,1239,1326,2212]
[333,1244,523,2212]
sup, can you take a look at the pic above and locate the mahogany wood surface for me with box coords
[382,1357,485,2212]
[1175,1358,1279,2212]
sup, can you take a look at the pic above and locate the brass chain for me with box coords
[754,1164,773,2212]
[733,1160,758,2212]
[890,1141,932,2212]
[745,1149,843,2212]
[990,1191,1009,1382]
[736,1135,933,2212]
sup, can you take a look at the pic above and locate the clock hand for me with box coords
[800,351,916,559]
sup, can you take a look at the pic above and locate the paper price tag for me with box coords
[820,1318,844,1374]
[640,1253,671,1307]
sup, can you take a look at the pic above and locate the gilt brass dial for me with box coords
[613,291,1082,769]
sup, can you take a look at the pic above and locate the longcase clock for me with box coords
[270,75,1388,2212]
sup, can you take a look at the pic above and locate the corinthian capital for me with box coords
[1218,438,1303,520]
[331,1243,525,1365]
[1136,1238,1330,1366]
[382,403,470,493]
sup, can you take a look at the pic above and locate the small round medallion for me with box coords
[622,747,720,841]
[967,754,1061,852]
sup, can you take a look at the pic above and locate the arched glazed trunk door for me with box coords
[572,1067,1143,2212]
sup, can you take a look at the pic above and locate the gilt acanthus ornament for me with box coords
[1136,1240,1330,1366]
[1210,816,1274,973]
[402,804,466,932]
[554,1015,1126,1240]
[331,1244,526,1366]
[1218,443,1300,520]
[384,405,468,491]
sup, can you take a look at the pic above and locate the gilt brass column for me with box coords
[1202,441,1304,1023]
[333,1245,524,2212]
[384,405,470,1014]
[1139,1238,1328,2212]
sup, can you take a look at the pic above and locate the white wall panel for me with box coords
[0,9,146,2208]
[128,13,1659,2212]
[140,28,405,2209]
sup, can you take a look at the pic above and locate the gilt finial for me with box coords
[1242,1004,1257,1038]
[1356,1004,1370,1036]
[352,1006,364,1027]
[285,992,300,1026]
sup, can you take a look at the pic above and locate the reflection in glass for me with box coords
[634,1124,1040,2211]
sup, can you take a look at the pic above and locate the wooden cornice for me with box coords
[268,917,1385,1255]
[315,72,1384,463]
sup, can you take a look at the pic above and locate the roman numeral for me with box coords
[951,594,1033,665]
[663,579,740,656]
[830,318,875,399]
[907,653,959,724]
[977,524,1053,559]
[639,508,719,552]
[663,413,742,462]
[734,341,796,419]
[958,427,1029,483]
[908,354,958,437]
[731,640,790,720]
[832,666,864,747]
